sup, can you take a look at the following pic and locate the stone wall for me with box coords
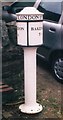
[2,20,24,104]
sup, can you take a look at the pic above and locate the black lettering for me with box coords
[28,15,40,20]
[35,15,39,19]
[17,14,42,20]
[32,15,34,19]
[39,15,41,20]
[31,27,34,30]
[17,15,20,20]
[23,15,28,20]
[32,27,43,31]
[28,15,31,20]
[19,15,23,19]
[21,27,24,30]
[17,27,24,30]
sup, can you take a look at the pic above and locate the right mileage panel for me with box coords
[29,22,43,46]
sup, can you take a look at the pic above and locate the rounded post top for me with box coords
[16,7,44,15]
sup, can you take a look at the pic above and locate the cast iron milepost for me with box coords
[16,7,44,114]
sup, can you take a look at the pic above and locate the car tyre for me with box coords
[52,56,63,83]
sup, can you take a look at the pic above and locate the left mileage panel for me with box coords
[17,22,27,46]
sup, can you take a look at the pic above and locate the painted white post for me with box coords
[24,47,37,106]
[16,7,44,114]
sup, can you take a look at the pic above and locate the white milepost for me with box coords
[16,7,44,114]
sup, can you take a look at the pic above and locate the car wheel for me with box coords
[52,57,63,83]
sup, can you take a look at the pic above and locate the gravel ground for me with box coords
[2,58,63,120]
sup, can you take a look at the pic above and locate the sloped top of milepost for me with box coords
[16,7,43,15]
[16,7,44,21]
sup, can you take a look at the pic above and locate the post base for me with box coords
[19,103,43,114]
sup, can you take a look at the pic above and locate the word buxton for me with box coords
[17,14,43,21]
